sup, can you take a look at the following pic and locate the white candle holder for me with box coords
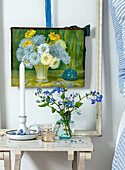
[6,116,39,140]
[17,116,30,134]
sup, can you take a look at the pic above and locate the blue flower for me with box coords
[22,55,33,69]
[77,112,81,115]
[16,48,25,61]
[43,96,45,100]
[52,98,55,102]
[96,97,102,102]
[53,86,57,92]
[11,132,16,135]
[49,44,61,58]
[33,35,46,46]
[36,100,40,103]
[49,44,71,65]
[37,87,42,92]
[19,129,23,133]
[91,99,96,104]
[60,88,64,93]
[57,89,60,93]
[99,95,103,99]
[29,52,41,65]
[44,90,49,95]
[92,91,96,95]
[50,100,53,103]
[49,91,53,95]
[54,81,57,84]
[97,92,100,95]
[24,45,35,54]
[69,83,72,87]
[73,95,76,98]
[60,51,71,64]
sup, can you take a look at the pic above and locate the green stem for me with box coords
[67,123,72,137]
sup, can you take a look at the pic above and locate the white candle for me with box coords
[20,62,25,117]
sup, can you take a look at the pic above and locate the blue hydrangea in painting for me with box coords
[34,82,103,137]
[22,54,33,69]
[16,48,25,61]
[33,35,46,46]
[29,52,41,65]
[24,44,35,54]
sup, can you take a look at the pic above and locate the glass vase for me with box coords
[34,64,49,82]
[57,119,75,139]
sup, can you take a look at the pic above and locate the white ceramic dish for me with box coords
[6,130,38,141]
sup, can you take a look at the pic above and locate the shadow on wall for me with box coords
[0,0,6,128]
[24,151,71,170]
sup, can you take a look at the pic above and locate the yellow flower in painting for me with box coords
[41,53,53,65]
[48,32,60,41]
[25,29,36,39]
[50,57,60,69]
[22,40,34,48]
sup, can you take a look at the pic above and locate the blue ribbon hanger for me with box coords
[45,0,51,27]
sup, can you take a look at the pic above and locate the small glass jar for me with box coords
[57,119,75,139]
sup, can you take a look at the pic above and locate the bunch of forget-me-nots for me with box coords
[35,81,103,122]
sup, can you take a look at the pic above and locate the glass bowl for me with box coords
[39,124,59,142]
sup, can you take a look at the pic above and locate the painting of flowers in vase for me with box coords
[11,26,90,87]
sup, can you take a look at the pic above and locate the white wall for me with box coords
[0,0,125,170]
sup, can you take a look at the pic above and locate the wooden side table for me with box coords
[0,130,94,170]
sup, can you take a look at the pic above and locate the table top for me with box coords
[0,135,94,152]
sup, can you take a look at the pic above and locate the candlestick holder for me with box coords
[6,116,39,140]
[17,116,30,134]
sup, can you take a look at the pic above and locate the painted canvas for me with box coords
[11,26,90,87]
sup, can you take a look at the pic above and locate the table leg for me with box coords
[68,151,74,161]
[79,152,91,170]
[14,151,23,170]
[4,152,11,170]
[79,152,85,170]
[0,152,4,160]
[72,151,77,170]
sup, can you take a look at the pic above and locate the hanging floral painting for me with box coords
[11,26,90,87]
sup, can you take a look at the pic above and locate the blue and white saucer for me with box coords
[6,130,38,141]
